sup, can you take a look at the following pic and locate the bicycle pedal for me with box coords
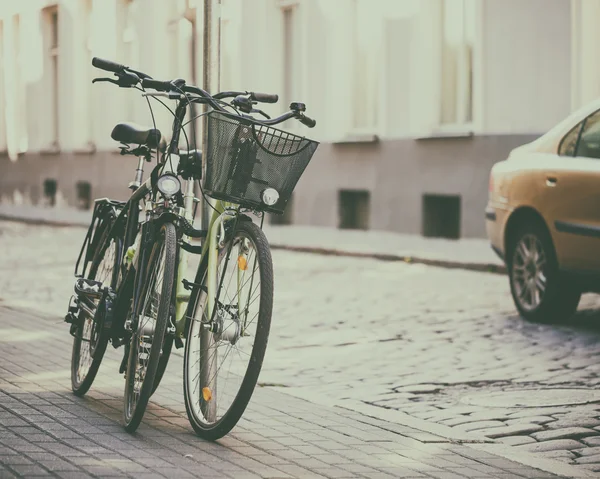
[69,323,78,337]
[64,295,78,320]
[74,278,103,299]
[119,354,128,374]
[174,337,184,349]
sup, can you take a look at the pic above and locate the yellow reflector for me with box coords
[238,256,248,270]
[202,387,212,402]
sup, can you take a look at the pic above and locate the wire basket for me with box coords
[203,111,319,214]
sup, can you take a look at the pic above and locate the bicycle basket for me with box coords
[203,110,319,214]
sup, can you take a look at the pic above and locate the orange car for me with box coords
[487,99,600,323]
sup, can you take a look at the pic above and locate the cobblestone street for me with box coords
[2,221,600,477]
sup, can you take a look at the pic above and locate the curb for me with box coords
[332,399,494,444]
[0,212,90,228]
[269,243,507,275]
[0,212,507,275]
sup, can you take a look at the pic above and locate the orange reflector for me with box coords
[202,387,212,402]
[238,256,248,270]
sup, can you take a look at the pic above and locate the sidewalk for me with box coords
[0,204,505,274]
[0,305,575,478]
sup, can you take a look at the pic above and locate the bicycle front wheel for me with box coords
[124,222,176,432]
[183,220,273,440]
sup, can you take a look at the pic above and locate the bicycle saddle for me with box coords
[111,122,166,151]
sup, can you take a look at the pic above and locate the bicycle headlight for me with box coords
[261,188,279,206]
[157,174,181,198]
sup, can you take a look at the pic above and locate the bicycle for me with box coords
[65,57,319,438]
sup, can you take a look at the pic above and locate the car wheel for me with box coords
[507,222,581,323]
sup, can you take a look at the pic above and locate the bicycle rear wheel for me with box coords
[71,228,120,396]
[123,222,176,432]
[183,220,273,440]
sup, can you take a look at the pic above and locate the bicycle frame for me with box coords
[175,199,238,338]
[93,95,259,344]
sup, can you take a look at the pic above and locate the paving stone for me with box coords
[497,436,537,446]
[393,384,442,394]
[455,420,506,432]
[582,436,600,447]
[8,464,51,476]
[505,416,556,426]
[536,450,577,461]
[531,427,597,441]
[476,423,544,438]
[0,455,34,465]
[507,408,571,418]
[551,418,600,429]
[574,446,600,456]
[518,439,584,453]
[574,454,600,464]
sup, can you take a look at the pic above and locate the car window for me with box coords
[558,123,581,156]
[577,110,600,159]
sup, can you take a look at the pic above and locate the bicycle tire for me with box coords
[123,222,176,432]
[183,220,273,440]
[71,226,120,396]
[151,335,173,396]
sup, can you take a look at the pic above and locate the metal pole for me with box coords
[200,0,221,230]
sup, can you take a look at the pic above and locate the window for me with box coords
[422,194,461,239]
[43,179,58,207]
[76,181,92,210]
[353,0,378,131]
[83,0,93,149]
[119,0,138,120]
[0,21,6,152]
[50,9,59,145]
[558,123,581,157]
[440,0,476,126]
[339,190,370,230]
[281,3,300,111]
[43,7,59,148]
[13,15,27,154]
[559,110,600,159]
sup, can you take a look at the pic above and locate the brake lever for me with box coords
[250,108,271,120]
[92,77,120,85]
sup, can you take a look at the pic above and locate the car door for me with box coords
[543,108,600,271]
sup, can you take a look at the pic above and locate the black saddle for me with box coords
[111,122,167,151]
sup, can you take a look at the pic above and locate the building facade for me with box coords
[0,0,585,238]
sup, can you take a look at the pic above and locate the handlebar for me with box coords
[91,57,316,128]
[299,115,317,128]
[92,57,125,73]
[141,78,171,91]
[250,92,278,104]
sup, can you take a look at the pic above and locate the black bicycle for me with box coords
[65,57,318,436]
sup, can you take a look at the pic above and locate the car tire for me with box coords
[507,221,581,323]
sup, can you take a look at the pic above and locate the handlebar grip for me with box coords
[251,92,279,104]
[299,114,316,128]
[92,57,125,73]
[141,78,172,92]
